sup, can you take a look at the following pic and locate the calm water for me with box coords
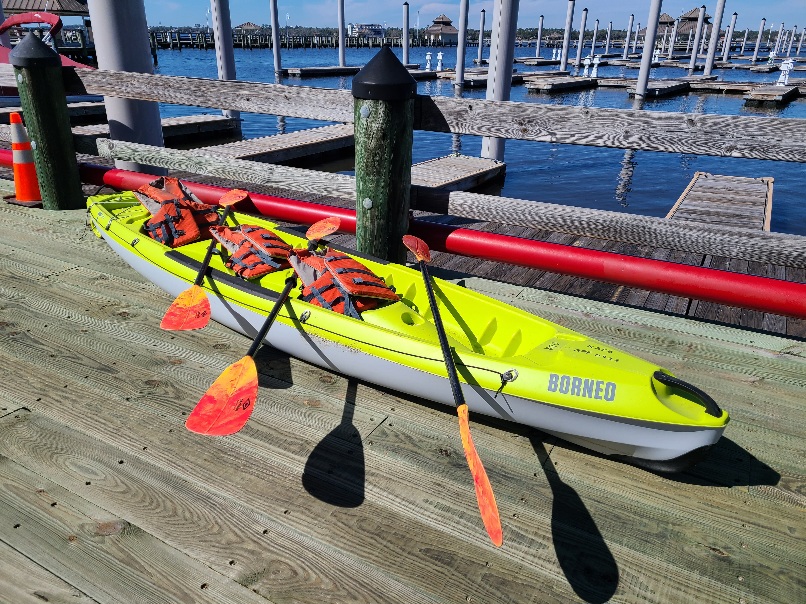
[153,45,806,235]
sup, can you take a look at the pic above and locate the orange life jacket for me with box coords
[135,177,220,248]
[210,225,292,279]
[295,248,398,319]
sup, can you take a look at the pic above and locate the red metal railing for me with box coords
[3,151,803,319]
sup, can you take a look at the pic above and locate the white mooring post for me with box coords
[632,23,640,53]
[402,2,410,66]
[270,0,282,75]
[668,18,678,59]
[623,14,634,60]
[591,55,600,77]
[454,0,469,88]
[786,26,797,57]
[560,0,575,71]
[575,8,588,67]
[604,20,612,54]
[590,19,599,57]
[210,0,240,136]
[703,0,726,75]
[481,0,520,161]
[87,0,166,174]
[535,14,543,58]
[752,18,766,63]
[337,0,346,66]
[477,9,486,64]
[634,0,662,99]
[723,12,737,62]
[740,28,749,55]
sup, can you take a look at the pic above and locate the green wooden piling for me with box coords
[10,33,83,210]
[352,46,417,263]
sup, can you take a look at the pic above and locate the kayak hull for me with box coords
[88,195,728,472]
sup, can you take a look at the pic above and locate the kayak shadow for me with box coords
[301,379,365,508]
[658,436,780,488]
[531,436,619,604]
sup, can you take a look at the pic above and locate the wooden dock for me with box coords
[0,101,107,126]
[72,114,239,151]
[410,154,505,190]
[0,201,803,604]
[666,172,773,231]
[286,65,362,77]
[525,77,597,93]
[198,124,355,164]
[628,80,690,98]
[743,85,800,106]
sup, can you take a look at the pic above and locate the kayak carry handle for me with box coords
[652,371,722,418]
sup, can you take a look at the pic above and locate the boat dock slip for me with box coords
[71,114,239,151]
[286,65,361,77]
[525,77,597,93]
[628,80,690,98]
[0,101,107,126]
[744,85,800,107]
[0,202,803,604]
[198,124,354,163]
[410,155,505,190]
[666,172,773,231]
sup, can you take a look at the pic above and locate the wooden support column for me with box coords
[10,34,82,210]
[352,46,416,263]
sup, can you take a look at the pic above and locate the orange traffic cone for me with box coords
[9,112,42,207]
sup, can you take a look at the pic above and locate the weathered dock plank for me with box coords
[286,65,361,77]
[0,101,106,125]
[0,539,98,604]
[410,155,505,190]
[743,85,799,106]
[0,453,268,604]
[666,172,772,231]
[525,76,597,92]
[0,203,803,604]
[198,123,354,163]
[72,114,239,150]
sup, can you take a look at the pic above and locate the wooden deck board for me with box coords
[410,155,505,190]
[0,203,803,604]
[72,114,239,148]
[199,124,354,163]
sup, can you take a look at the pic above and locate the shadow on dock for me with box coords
[532,437,619,604]
[302,379,366,508]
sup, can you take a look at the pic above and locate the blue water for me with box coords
[153,45,806,235]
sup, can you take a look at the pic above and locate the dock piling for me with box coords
[352,47,416,263]
[752,18,766,63]
[623,14,634,60]
[560,0,575,71]
[9,34,82,210]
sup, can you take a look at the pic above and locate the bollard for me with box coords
[9,33,82,210]
[352,46,416,263]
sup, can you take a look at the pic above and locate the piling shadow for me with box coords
[530,436,619,604]
[301,379,365,507]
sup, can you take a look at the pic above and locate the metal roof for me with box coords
[2,0,89,17]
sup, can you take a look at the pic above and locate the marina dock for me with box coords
[0,198,802,604]
[0,33,804,604]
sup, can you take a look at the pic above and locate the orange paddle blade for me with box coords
[306,216,341,241]
[186,356,258,436]
[457,403,503,547]
[160,285,211,331]
[218,188,250,207]
[402,234,431,263]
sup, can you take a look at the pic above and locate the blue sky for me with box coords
[143,1,806,32]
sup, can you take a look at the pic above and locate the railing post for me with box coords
[9,34,82,210]
[352,47,416,263]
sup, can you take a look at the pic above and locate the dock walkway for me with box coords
[72,114,239,149]
[0,201,802,604]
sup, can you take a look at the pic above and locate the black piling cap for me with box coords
[352,45,417,101]
[10,33,61,68]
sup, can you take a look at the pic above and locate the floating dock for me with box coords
[744,85,800,106]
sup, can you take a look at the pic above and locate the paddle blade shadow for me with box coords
[302,379,365,508]
[531,436,619,604]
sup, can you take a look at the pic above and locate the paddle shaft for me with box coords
[246,276,297,358]
[416,260,465,407]
[193,205,234,287]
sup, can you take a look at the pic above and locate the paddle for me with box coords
[161,189,250,331]
[186,217,341,436]
[402,234,503,547]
